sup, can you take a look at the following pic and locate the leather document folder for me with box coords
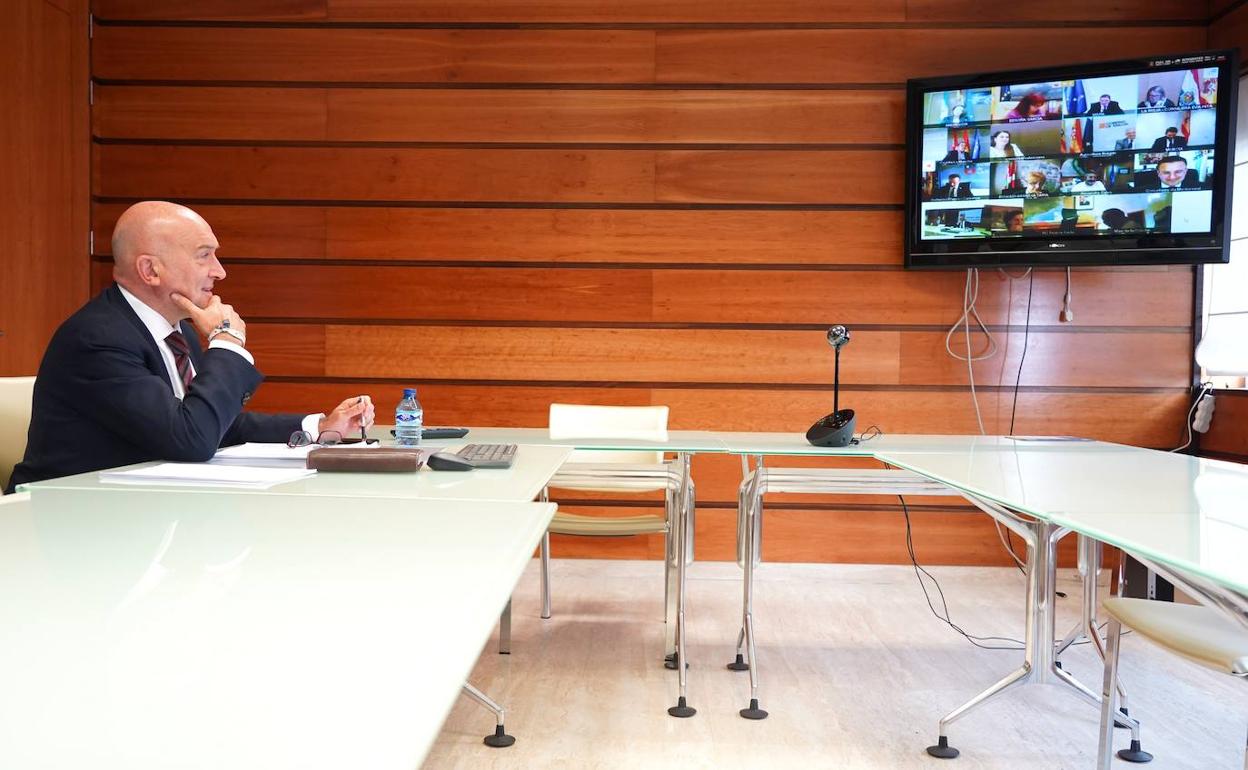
[306,447,425,472]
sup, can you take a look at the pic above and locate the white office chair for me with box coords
[539,404,687,631]
[1098,596,1248,767]
[0,376,36,493]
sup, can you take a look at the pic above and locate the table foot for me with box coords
[483,725,515,748]
[668,696,696,718]
[726,653,750,671]
[925,736,960,759]
[1117,739,1154,763]
[739,698,768,720]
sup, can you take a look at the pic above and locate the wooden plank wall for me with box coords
[0,0,90,375]
[89,0,1213,565]
[1201,391,1248,460]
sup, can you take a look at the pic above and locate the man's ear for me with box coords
[135,254,161,286]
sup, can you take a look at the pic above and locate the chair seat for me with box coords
[1103,596,1248,675]
[548,511,667,537]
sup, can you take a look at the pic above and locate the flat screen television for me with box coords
[905,50,1237,269]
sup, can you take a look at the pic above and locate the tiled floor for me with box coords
[424,559,1243,769]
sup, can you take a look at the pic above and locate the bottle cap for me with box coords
[403,388,416,397]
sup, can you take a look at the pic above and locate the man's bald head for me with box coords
[111,201,225,323]
[111,201,211,277]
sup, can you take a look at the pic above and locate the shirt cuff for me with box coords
[208,338,255,366]
[302,414,324,436]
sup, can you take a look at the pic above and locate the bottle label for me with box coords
[396,413,421,424]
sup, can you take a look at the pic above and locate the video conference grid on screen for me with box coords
[919,67,1219,241]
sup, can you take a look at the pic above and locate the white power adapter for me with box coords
[1192,391,1216,433]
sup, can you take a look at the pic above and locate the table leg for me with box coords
[1054,534,1132,722]
[667,452,696,718]
[664,483,678,661]
[927,511,1143,759]
[498,599,511,655]
[739,456,768,719]
[727,468,751,672]
[462,682,516,748]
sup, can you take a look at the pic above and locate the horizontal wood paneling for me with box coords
[93,0,329,20]
[92,204,907,265]
[903,0,1206,22]
[655,28,1209,84]
[93,27,1208,86]
[1201,391,1248,458]
[94,0,910,23]
[1211,0,1240,18]
[242,383,1188,461]
[88,261,1192,328]
[95,87,331,141]
[95,144,899,204]
[95,86,905,145]
[656,149,901,204]
[1209,2,1248,61]
[229,323,1189,388]
[91,0,1203,23]
[95,145,659,203]
[93,27,657,83]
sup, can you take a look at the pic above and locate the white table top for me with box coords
[715,431,1028,456]
[20,444,573,503]
[0,488,556,770]
[876,443,1248,595]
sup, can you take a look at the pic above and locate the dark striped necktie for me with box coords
[165,330,194,392]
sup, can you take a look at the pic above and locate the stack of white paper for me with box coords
[99,463,316,489]
[212,442,378,466]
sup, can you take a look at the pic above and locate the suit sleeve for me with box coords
[222,410,305,446]
[60,323,266,462]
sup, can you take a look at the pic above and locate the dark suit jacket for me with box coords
[1086,101,1124,115]
[936,183,973,199]
[1150,136,1188,151]
[942,150,971,162]
[7,284,302,491]
[1138,98,1177,109]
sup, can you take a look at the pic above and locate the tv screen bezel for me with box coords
[904,49,1238,270]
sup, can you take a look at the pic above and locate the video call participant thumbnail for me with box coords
[1150,127,1187,151]
[988,130,1023,158]
[1086,94,1124,115]
[1138,85,1176,109]
[935,174,974,199]
[1140,156,1204,191]
[1101,207,1143,232]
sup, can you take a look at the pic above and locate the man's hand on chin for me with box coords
[172,293,247,346]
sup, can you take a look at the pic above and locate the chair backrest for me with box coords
[0,376,36,493]
[548,403,668,464]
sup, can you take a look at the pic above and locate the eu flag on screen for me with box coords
[1067,80,1087,116]
[970,128,981,160]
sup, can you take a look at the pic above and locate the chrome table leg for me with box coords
[667,452,696,717]
[462,682,516,748]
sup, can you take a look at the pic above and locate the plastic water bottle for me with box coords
[395,388,423,446]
